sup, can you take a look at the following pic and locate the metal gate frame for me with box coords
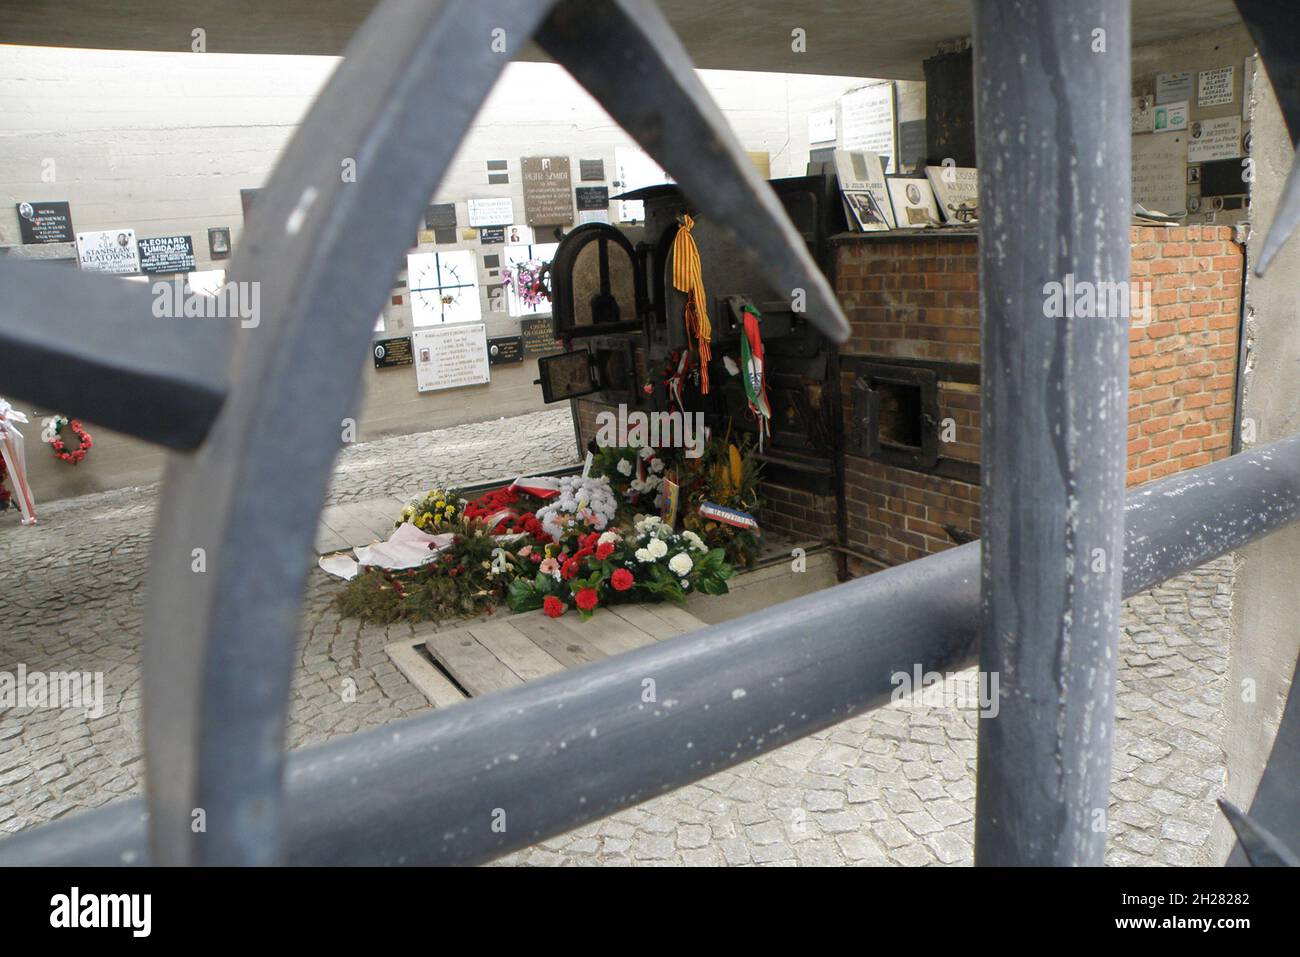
[0,0,1297,866]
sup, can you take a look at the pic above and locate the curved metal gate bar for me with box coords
[0,258,229,450]
[3,434,1295,866]
[534,0,850,343]
[140,0,562,865]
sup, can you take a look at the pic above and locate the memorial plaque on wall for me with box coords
[520,315,560,354]
[425,203,457,229]
[76,228,140,274]
[522,156,575,226]
[412,323,490,392]
[1132,132,1187,213]
[1197,66,1234,107]
[579,159,605,182]
[840,82,896,173]
[1188,116,1243,162]
[137,235,196,274]
[467,197,514,227]
[479,225,505,244]
[16,201,74,244]
[575,186,609,211]
[372,335,413,369]
[487,335,523,365]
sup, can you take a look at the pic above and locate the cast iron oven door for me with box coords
[852,362,940,470]
[548,222,645,340]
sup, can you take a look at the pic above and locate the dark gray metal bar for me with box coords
[972,0,1132,867]
[0,258,228,450]
[535,0,851,344]
[138,0,559,867]
[4,434,1296,867]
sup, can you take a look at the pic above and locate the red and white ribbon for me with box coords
[0,399,37,525]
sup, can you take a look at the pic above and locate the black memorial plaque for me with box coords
[487,335,523,365]
[16,201,74,244]
[137,235,196,274]
[575,186,609,211]
[425,203,457,228]
[372,335,413,369]
[479,225,505,244]
[520,315,560,354]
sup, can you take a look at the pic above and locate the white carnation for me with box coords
[650,459,665,474]
[683,530,707,553]
[635,547,653,563]
[639,446,655,460]
[668,552,693,576]
[598,530,621,545]
[647,538,668,559]
[616,458,633,476]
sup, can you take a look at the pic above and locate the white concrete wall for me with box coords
[0,46,878,501]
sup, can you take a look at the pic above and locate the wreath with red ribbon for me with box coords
[44,416,93,465]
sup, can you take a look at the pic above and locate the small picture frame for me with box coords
[886,176,942,229]
[208,226,231,259]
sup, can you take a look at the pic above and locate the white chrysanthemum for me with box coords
[616,458,633,476]
[647,538,668,559]
[668,552,693,576]
[635,547,653,563]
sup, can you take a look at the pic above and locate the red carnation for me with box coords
[543,595,565,618]
[575,587,599,611]
[561,558,580,580]
[595,542,614,560]
[611,568,634,592]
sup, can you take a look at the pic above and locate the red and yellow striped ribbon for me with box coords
[671,214,711,394]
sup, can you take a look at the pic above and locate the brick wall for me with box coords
[1127,226,1241,484]
[835,225,1242,568]
[758,482,838,543]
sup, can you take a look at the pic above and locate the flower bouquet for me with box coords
[461,484,552,543]
[507,515,734,620]
[591,443,670,513]
[533,475,618,542]
[397,488,464,532]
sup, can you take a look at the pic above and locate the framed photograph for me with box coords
[208,227,232,259]
[886,177,941,228]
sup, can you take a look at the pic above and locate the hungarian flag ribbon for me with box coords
[740,305,771,450]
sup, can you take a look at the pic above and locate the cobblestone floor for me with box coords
[0,407,1233,865]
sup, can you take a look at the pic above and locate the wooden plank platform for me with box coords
[385,601,709,709]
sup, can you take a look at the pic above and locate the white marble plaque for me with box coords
[1188,116,1242,162]
[1197,66,1234,107]
[1132,132,1187,214]
[840,83,896,173]
[413,323,490,392]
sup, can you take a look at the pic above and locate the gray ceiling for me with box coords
[0,0,1246,78]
